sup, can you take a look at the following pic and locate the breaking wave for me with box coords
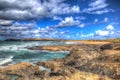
[0,56,13,65]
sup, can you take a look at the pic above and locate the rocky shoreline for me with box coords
[27,41,110,51]
[0,41,120,80]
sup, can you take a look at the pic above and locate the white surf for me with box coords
[0,56,13,65]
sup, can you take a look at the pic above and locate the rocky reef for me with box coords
[0,41,120,80]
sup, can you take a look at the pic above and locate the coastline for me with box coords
[0,40,120,80]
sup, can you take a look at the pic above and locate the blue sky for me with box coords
[0,0,120,40]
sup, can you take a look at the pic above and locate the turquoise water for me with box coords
[0,41,69,66]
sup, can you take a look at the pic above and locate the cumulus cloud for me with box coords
[32,27,71,39]
[53,16,87,28]
[106,25,114,30]
[53,16,63,21]
[80,24,117,39]
[95,25,114,36]
[0,0,80,20]
[57,16,80,27]
[96,30,109,36]
[80,33,94,39]
[51,5,80,15]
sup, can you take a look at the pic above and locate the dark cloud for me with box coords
[0,0,80,20]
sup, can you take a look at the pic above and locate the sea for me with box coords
[0,41,71,66]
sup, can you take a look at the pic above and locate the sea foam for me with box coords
[0,56,13,65]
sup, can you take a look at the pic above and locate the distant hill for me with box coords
[4,38,65,41]
[22,38,65,41]
[3,38,120,42]
[4,39,21,41]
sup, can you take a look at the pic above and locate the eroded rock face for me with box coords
[36,43,120,80]
[0,62,42,80]
[100,43,120,51]
[112,43,120,50]
[0,43,120,80]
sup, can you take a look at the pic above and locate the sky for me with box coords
[0,0,120,40]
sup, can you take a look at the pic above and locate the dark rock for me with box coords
[100,44,113,50]
[38,70,49,78]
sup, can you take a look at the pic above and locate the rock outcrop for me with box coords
[0,42,120,80]
[36,43,120,80]
[0,62,41,80]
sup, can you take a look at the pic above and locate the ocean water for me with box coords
[0,41,69,66]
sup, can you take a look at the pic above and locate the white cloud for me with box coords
[89,0,108,11]
[81,33,94,37]
[92,9,112,14]
[79,23,85,28]
[88,33,94,37]
[94,19,98,23]
[96,30,109,36]
[0,22,36,38]
[83,0,113,14]
[55,16,87,28]
[110,31,114,35]
[106,25,114,30]
[0,19,13,26]
[80,33,95,40]
[51,5,80,15]
[91,17,109,25]
[78,24,118,39]
[103,17,108,22]
[95,25,115,37]
[75,16,86,20]
[33,30,40,34]
[57,16,80,27]
[71,6,80,13]
[53,16,63,21]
